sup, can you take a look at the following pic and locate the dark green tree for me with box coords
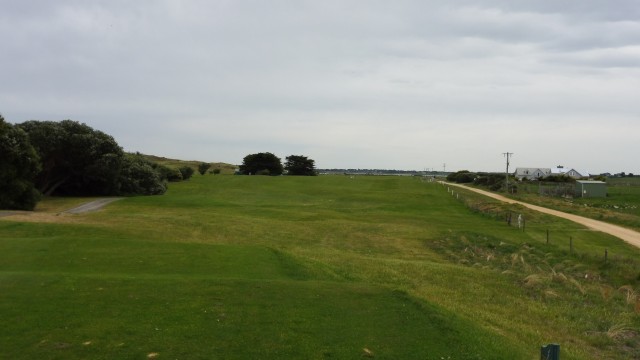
[0,115,41,210]
[18,120,124,196]
[284,155,317,176]
[118,153,167,195]
[239,152,283,175]
[198,162,211,175]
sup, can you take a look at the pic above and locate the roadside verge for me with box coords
[444,182,640,249]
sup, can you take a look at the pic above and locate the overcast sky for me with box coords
[2,1,639,173]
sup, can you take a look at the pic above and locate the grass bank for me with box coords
[2,175,640,359]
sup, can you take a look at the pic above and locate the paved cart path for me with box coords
[444,182,640,249]
[64,198,124,214]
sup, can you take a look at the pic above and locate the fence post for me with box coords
[540,344,560,360]
[546,229,549,244]
[605,249,608,263]
[570,237,573,254]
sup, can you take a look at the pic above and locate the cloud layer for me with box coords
[2,0,639,172]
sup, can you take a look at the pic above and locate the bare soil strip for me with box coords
[445,182,640,249]
[63,198,124,214]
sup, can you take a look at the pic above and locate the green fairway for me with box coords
[2,175,640,359]
[1,273,521,359]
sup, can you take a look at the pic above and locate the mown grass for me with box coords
[2,175,640,359]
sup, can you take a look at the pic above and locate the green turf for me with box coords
[1,274,525,359]
[0,230,524,359]
[2,175,640,359]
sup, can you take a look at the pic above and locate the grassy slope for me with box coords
[2,175,640,359]
[140,154,237,175]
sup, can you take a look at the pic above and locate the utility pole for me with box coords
[503,152,513,192]
[443,163,446,173]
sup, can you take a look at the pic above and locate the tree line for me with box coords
[238,152,317,176]
[2,116,318,211]
[0,116,196,210]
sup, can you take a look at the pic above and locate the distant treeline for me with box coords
[319,169,448,176]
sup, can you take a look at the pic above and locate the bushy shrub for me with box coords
[179,166,195,180]
[543,175,575,183]
[474,173,505,188]
[489,182,504,191]
[447,170,476,183]
[198,162,211,175]
[155,164,183,182]
[118,154,167,195]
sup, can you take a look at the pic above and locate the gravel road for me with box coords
[445,182,640,249]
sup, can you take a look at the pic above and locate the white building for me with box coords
[514,168,551,180]
[551,166,590,179]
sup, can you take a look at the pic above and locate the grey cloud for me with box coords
[1,0,639,172]
[545,46,640,68]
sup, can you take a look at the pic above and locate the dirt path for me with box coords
[64,198,124,214]
[445,182,640,249]
[1,198,123,223]
[0,211,18,218]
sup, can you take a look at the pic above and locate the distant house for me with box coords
[514,168,551,180]
[551,166,590,179]
[566,169,589,179]
[575,180,606,198]
[515,166,593,181]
